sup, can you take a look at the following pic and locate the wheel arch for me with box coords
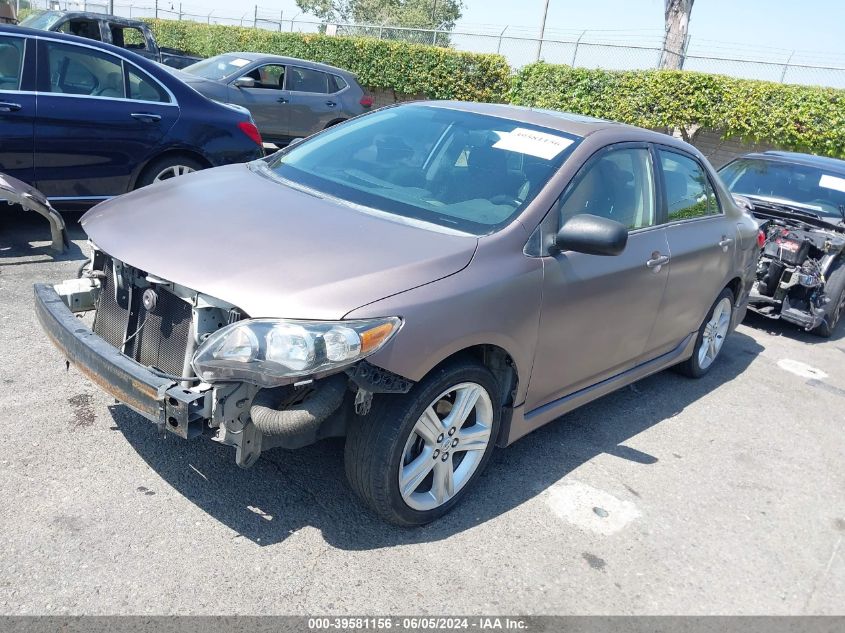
[324,118,347,129]
[421,344,520,447]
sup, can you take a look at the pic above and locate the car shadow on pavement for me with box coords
[110,329,764,549]
[0,207,87,265]
[742,311,845,344]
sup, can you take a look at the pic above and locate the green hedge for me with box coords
[510,63,845,158]
[146,19,511,102]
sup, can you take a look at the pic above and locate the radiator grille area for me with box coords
[131,289,193,376]
[92,265,130,350]
[93,261,193,377]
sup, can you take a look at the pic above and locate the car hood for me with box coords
[81,164,478,319]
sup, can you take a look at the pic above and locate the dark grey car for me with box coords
[35,103,760,525]
[175,53,371,145]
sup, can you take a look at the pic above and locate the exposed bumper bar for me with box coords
[33,283,207,437]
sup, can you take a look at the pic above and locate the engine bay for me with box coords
[750,213,845,330]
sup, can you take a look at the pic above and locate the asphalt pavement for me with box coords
[1,209,843,615]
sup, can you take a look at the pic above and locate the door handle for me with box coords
[130,112,162,123]
[646,254,670,271]
[0,101,22,112]
[277,97,288,103]
[326,100,337,107]
[718,237,735,251]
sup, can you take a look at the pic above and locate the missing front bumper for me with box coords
[33,283,209,438]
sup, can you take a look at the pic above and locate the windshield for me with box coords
[719,157,845,220]
[261,105,580,235]
[19,10,63,30]
[182,54,253,81]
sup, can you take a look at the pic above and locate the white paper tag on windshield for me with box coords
[819,174,845,193]
[229,58,250,68]
[493,128,573,160]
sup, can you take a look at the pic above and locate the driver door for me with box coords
[526,144,671,411]
[229,63,290,143]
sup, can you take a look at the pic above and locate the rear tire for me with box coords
[676,288,735,378]
[813,261,845,338]
[344,360,501,526]
[135,155,205,189]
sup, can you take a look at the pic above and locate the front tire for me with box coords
[676,288,734,378]
[813,262,845,338]
[344,360,501,526]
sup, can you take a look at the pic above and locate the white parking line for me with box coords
[544,479,641,535]
[776,358,829,379]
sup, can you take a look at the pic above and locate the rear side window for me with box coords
[46,41,125,98]
[329,74,347,92]
[659,150,720,221]
[0,36,24,91]
[128,66,169,103]
[558,147,657,230]
[110,25,148,51]
[287,66,329,93]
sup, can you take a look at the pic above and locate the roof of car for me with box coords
[220,52,357,77]
[739,151,845,174]
[419,101,668,140]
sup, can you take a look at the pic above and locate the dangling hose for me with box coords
[250,375,347,438]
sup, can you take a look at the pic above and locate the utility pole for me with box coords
[659,0,695,69]
[254,4,258,28]
[154,0,158,19]
[108,0,114,13]
[535,0,550,62]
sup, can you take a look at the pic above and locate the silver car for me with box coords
[174,53,371,145]
[35,103,760,525]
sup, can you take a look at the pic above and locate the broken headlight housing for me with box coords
[191,317,402,387]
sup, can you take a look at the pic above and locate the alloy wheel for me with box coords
[698,296,732,370]
[398,382,494,512]
[153,165,195,182]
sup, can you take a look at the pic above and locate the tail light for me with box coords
[757,230,766,249]
[238,121,263,146]
[360,96,374,108]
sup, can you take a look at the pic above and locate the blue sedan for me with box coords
[0,24,264,208]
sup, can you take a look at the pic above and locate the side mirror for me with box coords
[287,137,305,148]
[555,214,628,256]
[233,77,256,89]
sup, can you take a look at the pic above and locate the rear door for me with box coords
[228,63,290,142]
[647,146,738,353]
[286,65,338,138]
[34,38,178,200]
[0,33,35,183]
[526,144,671,411]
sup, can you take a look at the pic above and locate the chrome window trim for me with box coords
[34,33,179,106]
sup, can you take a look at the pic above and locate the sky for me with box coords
[149,0,845,62]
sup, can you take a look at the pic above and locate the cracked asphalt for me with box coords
[1,209,843,615]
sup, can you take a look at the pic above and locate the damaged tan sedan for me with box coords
[35,102,760,525]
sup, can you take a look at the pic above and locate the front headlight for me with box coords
[191,317,401,387]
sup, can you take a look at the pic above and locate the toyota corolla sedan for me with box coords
[35,102,760,525]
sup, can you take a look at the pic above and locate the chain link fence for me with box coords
[24,0,845,89]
